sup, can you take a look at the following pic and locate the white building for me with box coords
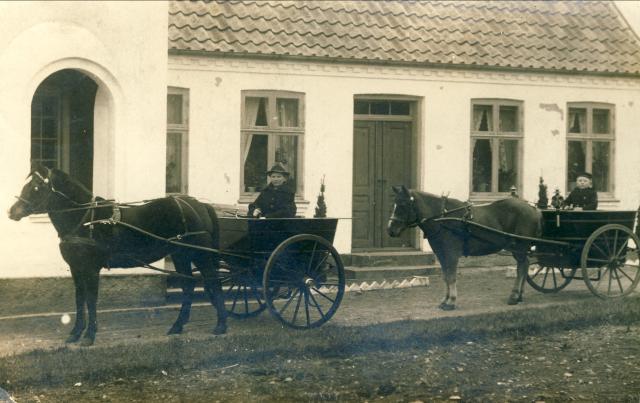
[1,1,639,299]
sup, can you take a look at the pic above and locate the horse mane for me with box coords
[410,189,467,209]
[49,168,94,203]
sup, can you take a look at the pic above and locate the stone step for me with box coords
[345,251,436,267]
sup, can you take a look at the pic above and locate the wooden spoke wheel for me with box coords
[220,266,267,318]
[581,224,640,299]
[526,265,576,293]
[263,234,345,329]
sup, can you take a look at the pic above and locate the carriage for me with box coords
[436,208,640,298]
[215,216,346,329]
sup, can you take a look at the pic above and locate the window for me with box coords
[31,93,61,169]
[241,90,304,195]
[166,87,189,194]
[470,100,523,195]
[566,103,614,193]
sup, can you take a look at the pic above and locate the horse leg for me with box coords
[80,266,101,346]
[167,254,196,335]
[196,253,227,335]
[66,266,86,343]
[508,252,529,305]
[438,254,460,311]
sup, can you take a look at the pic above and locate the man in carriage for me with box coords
[248,163,297,218]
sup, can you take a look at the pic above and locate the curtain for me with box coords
[568,109,586,133]
[473,106,491,131]
[244,97,260,127]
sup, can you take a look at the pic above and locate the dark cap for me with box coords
[576,172,593,180]
[266,163,290,177]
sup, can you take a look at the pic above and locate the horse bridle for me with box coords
[15,169,89,215]
[390,194,473,229]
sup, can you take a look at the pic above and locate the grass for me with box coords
[1,296,639,389]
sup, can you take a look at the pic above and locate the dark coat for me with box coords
[563,187,598,210]
[248,183,297,218]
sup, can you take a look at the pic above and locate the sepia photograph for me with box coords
[1,1,639,401]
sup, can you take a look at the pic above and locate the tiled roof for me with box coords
[169,0,640,76]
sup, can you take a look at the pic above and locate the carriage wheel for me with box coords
[263,234,345,329]
[526,265,576,293]
[219,266,267,318]
[581,224,640,299]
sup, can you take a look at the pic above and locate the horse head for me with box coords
[8,164,55,221]
[387,185,419,237]
[8,164,91,221]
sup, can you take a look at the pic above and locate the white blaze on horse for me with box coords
[387,185,542,310]
[8,165,227,346]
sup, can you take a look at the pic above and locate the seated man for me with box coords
[563,172,598,210]
[248,163,297,218]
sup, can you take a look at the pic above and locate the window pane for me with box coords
[390,101,410,115]
[277,98,299,127]
[166,132,182,193]
[567,140,586,190]
[167,94,183,125]
[472,139,492,192]
[568,108,586,133]
[473,105,493,131]
[42,97,57,117]
[593,109,610,134]
[275,135,298,190]
[31,118,39,138]
[354,100,369,114]
[245,97,268,127]
[31,142,42,160]
[592,141,610,192]
[41,139,57,160]
[42,118,57,138]
[498,139,518,192]
[243,134,268,192]
[499,106,518,132]
[370,101,389,115]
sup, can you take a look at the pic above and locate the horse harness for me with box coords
[394,194,476,256]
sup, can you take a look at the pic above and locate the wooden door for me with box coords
[352,121,413,249]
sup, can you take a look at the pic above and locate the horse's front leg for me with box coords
[438,258,459,311]
[66,266,86,343]
[508,252,528,305]
[80,266,101,346]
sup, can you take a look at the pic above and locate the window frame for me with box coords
[469,99,524,198]
[240,90,305,199]
[166,87,189,195]
[566,102,615,195]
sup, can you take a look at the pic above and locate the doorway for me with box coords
[352,119,414,250]
[31,69,97,190]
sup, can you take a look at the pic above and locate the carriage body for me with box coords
[536,210,637,268]
[219,217,338,267]
[216,217,345,329]
[524,209,639,297]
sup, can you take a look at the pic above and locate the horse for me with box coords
[387,185,542,310]
[8,164,227,346]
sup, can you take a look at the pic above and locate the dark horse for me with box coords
[388,186,541,309]
[8,165,226,346]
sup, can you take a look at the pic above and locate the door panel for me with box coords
[352,122,376,249]
[353,120,413,249]
[380,122,412,247]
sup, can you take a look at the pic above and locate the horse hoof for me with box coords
[212,324,227,335]
[439,303,455,311]
[507,297,521,305]
[167,325,183,335]
[80,336,95,347]
[65,334,82,344]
